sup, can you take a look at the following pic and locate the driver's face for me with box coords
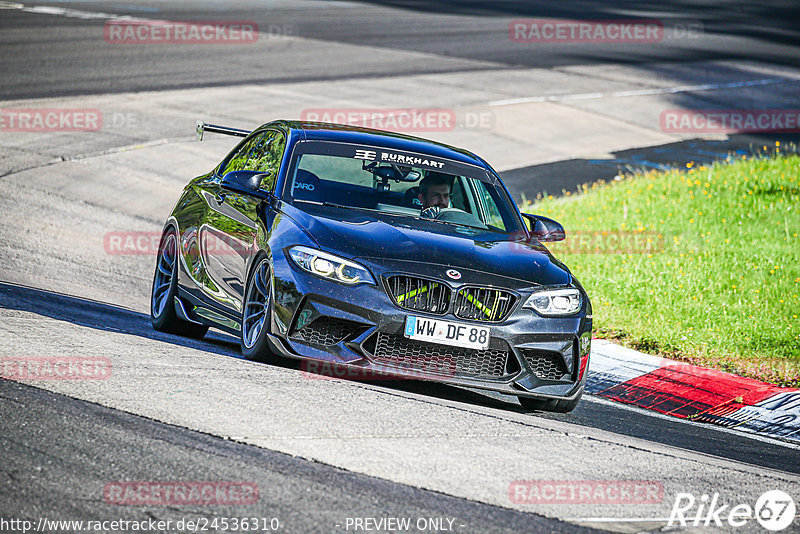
[419,184,451,209]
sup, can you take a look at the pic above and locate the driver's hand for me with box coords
[420,206,442,219]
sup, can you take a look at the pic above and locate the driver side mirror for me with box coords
[221,170,272,200]
[521,213,566,242]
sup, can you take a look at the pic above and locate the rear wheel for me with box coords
[150,227,208,338]
[241,256,278,362]
[518,391,582,413]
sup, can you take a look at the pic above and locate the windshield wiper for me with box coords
[293,199,355,209]
[295,199,382,214]
[323,202,380,212]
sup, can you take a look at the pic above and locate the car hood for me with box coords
[285,204,571,287]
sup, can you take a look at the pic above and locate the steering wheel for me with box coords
[421,207,488,229]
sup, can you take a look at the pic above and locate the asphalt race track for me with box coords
[1,1,799,533]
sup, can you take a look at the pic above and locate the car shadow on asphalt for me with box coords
[0,280,538,414]
[0,281,241,359]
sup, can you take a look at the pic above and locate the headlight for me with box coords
[287,246,375,285]
[523,288,582,315]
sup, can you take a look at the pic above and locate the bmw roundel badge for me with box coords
[446,269,461,280]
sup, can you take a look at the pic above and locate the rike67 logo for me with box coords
[669,490,796,531]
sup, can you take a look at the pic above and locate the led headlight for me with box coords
[523,288,582,316]
[288,246,375,285]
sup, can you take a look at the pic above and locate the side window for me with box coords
[450,177,472,213]
[473,181,507,231]
[246,130,285,191]
[221,135,263,175]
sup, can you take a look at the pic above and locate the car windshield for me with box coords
[285,141,524,234]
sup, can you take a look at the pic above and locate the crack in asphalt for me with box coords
[0,136,196,180]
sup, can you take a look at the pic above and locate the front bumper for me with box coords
[270,254,592,401]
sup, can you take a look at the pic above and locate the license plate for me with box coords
[404,316,490,350]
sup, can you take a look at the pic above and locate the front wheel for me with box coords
[241,256,278,362]
[519,390,582,413]
[150,227,208,339]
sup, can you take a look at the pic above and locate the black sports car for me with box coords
[151,120,592,412]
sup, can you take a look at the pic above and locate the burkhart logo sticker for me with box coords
[353,148,445,169]
[354,149,376,160]
[380,152,445,169]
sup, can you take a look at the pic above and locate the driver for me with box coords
[418,172,452,217]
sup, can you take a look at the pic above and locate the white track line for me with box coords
[586,395,800,450]
[12,0,800,114]
[489,77,800,106]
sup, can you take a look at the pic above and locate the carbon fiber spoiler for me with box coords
[196,120,250,140]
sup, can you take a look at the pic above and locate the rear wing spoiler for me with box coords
[196,120,250,141]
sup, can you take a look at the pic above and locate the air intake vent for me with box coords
[290,316,365,346]
[386,275,451,315]
[453,287,516,322]
[371,332,509,378]
[521,349,569,380]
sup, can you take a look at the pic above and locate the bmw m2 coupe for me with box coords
[150,120,591,412]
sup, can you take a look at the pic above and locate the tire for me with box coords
[240,255,278,362]
[519,390,583,413]
[150,227,209,339]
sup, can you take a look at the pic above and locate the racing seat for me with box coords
[292,169,322,202]
[402,187,423,209]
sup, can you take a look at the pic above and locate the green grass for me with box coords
[527,144,800,387]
